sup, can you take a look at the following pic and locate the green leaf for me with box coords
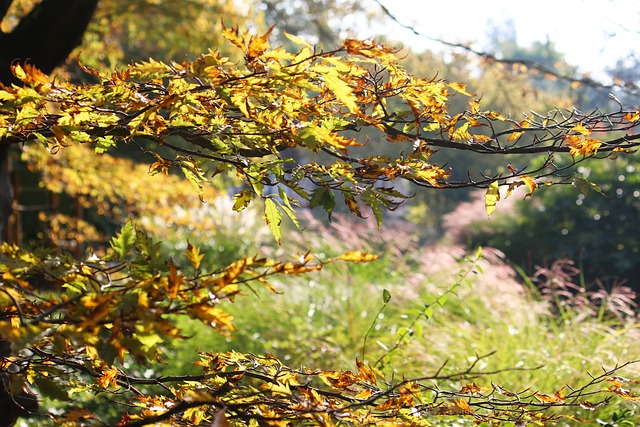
[278,188,300,229]
[309,187,336,220]
[95,135,116,154]
[62,280,87,295]
[264,198,282,244]
[484,181,500,216]
[35,375,71,401]
[31,132,49,146]
[180,159,206,201]
[109,221,136,260]
[361,189,383,228]
[423,305,434,319]
[475,246,483,259]
[382,289,391,304]
[136,332,164,351]
[573,176,604,196]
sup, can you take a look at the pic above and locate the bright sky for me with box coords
[374,0,640,80]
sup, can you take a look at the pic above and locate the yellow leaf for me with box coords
[260,381,292,395]
[323,73,358,114]
[342,38,400,62]
[375,397,402,410]
[189,304,236,335]
[451,122,471,141]
[336,251,378,263]
[564,134,602,156]
[12,63,26,81]
[470,134,493,143]
[554,386,567,401]
[62,409,95,422]
[186,241,204,270]
[183,407,209,425]
[221,24,245,49]
[86,345,98,361]
[284,32,312,49]
[571,122,591,136]
[354,389,373,399]
[399,382,421,405]
[484,181,500,216]
[447,82,474,96]
[318,370,358,390]
[168,260,184,299]
[2,270,28,288]
[0,90,15,101]
[10,316,20,328]
[180,160,206,202]
[521,175,537,197]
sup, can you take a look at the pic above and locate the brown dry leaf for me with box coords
[459,383,488,395]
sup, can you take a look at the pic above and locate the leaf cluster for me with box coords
[2,31,639,236]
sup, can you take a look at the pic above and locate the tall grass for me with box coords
[156,198,640,424]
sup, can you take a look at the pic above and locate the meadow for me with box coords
[155,195,640,425]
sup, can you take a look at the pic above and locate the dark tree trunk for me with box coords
[0,144,10,242]
[0,0,99,84]
[0,2,98,424]
[0,0,98,242]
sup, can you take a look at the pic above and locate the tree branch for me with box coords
[372,0,637,95]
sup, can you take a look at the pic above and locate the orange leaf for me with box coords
[507,120,531,142]
[624,110,640,122]
[375,397,402,410]
[564,134,602,156]
[460,383,488,395]
[534,392,560,403]
[318,370,358,390]
[356,359,377,384]
[246,25,275,61]
[342,38,400,62]
[453,399,473,414]
[95,366,119,389]
[168,259,184,299]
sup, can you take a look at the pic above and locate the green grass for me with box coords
[154,207,640,425]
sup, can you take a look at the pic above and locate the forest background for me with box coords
[2,0,640,426]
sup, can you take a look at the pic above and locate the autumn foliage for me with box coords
[1,22,640,427]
